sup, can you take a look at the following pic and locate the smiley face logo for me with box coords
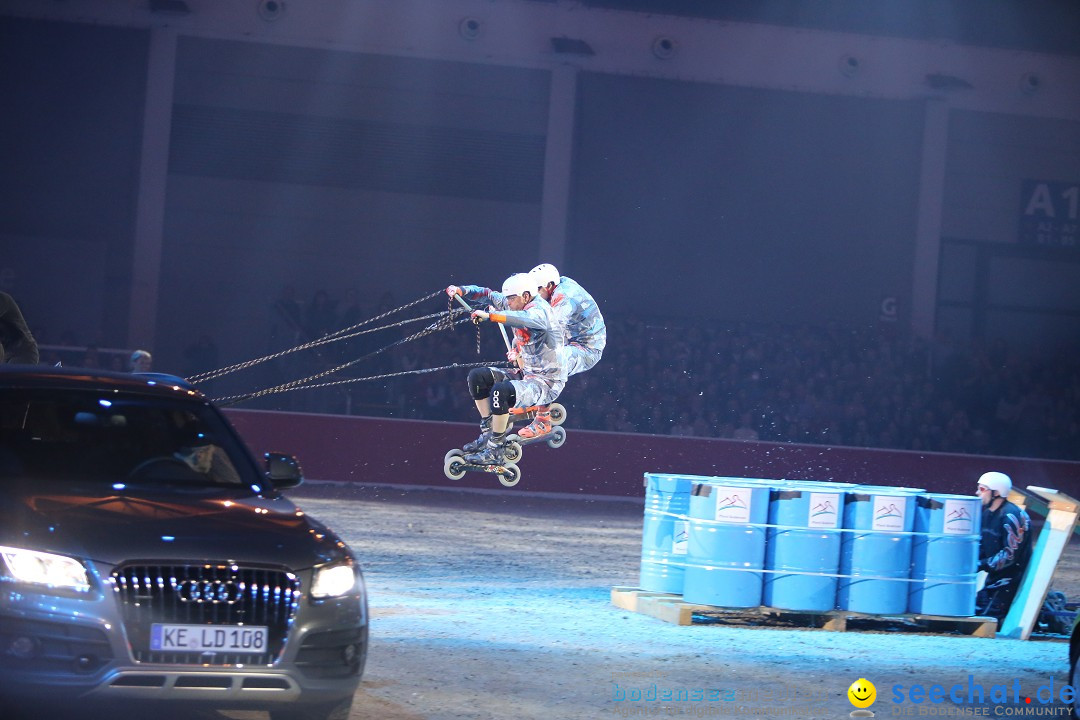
[848,678,876,709]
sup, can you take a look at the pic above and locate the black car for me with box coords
[0,367,367,720]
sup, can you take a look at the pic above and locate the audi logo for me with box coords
[175,579,243,604]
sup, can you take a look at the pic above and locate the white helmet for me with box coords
[530,263,560,289]
[978,471,1012,498]
[501,272,534,298]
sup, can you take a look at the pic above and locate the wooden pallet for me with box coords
[611,586,998,637]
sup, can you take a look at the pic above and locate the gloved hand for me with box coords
[471,309,489,324]
[506,348,519,363]
[446,285,462,298]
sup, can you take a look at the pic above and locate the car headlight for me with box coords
[0,545,91,592]
[311,563,356,598]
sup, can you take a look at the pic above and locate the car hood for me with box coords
[0,483,349,569]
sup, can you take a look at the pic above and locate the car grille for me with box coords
[111,563,300,666]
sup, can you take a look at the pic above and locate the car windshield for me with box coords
[0,388,253,487]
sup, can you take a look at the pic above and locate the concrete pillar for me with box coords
[128,27,177,351]
[910,99,950,341]
[537,64,578,269]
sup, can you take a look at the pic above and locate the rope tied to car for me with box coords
[205,289,509,407]
[189,290,456,384]
[214,361,500,406]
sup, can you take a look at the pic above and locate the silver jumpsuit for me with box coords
[549,276,606,377]
[459,286,567,407]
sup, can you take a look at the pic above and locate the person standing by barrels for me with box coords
[975,471,1033,619]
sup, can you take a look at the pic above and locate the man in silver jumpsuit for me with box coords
[447,273,566,465]
[523,263,606,438]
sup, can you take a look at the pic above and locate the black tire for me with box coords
[270,698,353,720]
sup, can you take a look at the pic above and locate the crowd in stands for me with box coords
[31,286,1080,463]
[241,288,1080,463]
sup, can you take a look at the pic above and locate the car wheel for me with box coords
[270,698,353,720]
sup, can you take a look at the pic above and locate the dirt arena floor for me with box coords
[281,482,1079,720]
[43,481,1076,720]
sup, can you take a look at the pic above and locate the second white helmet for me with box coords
[502,272,535,298]
[530,263,560,289]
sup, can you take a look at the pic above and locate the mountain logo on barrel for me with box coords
[871,496,906,531]
[943,500,976,535]
[716,495,747,513]
[947,507,972,523]
[875,504,902,521]
[807,492,841,528]
[713,488,752,523]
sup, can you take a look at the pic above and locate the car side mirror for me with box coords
[264,452,303,489]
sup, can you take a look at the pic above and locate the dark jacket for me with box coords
[979,499,1032,582]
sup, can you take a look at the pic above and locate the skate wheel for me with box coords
[444,448,464,465]
[549,403,566,426]
[498,463,521,488]
[443,454,467,481]
[546,425,566,449]
[503,440,523,463]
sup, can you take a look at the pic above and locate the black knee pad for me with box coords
[468,368,496,400]
[490,381,517,415]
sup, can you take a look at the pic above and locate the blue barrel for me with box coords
[639,474,692,593]
[763,483,846,611]
[837,486,922,614]
[908,493,981,616]
[683,481,772,607]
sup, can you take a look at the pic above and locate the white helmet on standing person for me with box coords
[978,471,1012,498]
[501,272,534,299]
[530,263,560,290]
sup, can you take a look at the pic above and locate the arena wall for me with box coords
[224,408,1080,499]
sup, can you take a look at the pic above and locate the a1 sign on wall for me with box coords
[1019,179,1079,248]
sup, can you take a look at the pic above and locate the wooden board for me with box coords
[612,587,998,637]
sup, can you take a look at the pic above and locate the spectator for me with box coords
[305,289,338,342]
[130,349,153,373]
[732,412,760,441]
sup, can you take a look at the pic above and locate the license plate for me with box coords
[150,624,268,653]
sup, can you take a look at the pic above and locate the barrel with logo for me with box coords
[907,493,982,616]
[639,474,693,593]
[683,480,772,607]
[763,482,847,611]
[836,486,922,614]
